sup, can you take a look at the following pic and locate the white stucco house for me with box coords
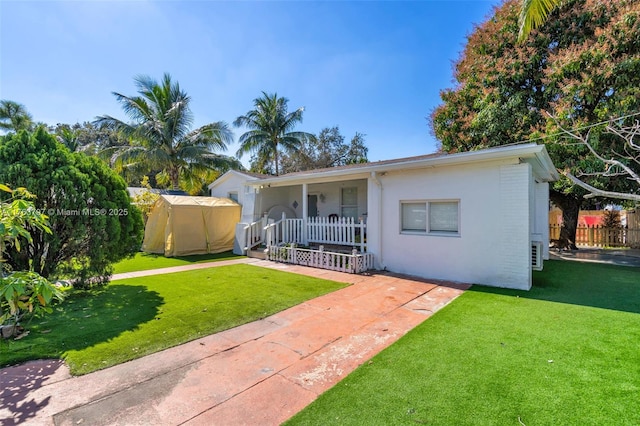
[209,143,559,290]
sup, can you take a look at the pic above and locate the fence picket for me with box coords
[267,245,374,274]
[549,224,638,248]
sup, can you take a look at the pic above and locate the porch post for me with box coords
[302,183,308,245]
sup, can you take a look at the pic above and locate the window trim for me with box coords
[400,199,461,237]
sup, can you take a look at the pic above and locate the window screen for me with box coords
[401,203,427,232]
[429,201,458,233]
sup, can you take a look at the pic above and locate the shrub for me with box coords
[0,128,144,288]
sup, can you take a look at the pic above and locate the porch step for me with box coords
[247,249,267,260]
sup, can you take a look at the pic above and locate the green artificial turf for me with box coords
[286,260,640,426]
[0,264,347,375]
[112,251,241,274]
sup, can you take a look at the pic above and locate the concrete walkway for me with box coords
[549,247,640,267]
[0,260,468,426]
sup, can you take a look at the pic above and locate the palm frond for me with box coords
[182,121,233,151]
[235,130,271,156]
[518,0,563,42]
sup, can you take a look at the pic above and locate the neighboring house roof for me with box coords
[207,170,270,190]
[251,143,559,187]
[127,187,189,199]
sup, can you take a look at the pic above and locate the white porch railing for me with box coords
[243,218,265,251]
[263,213,366,251]
[307,216,366,252]
[268,244,374,274]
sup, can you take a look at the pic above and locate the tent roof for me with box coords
[159,195,240,207]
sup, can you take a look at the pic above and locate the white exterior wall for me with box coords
[210,174,244,202]
[210,173,258,224]
[534,181,550,260]
[374,160,534,290]
[498,163,533,290]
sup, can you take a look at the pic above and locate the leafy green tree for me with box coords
[0,184,64,337]
[0,185,51,267]
[52,122,130,154]
[0,100,34,133]
[0,128,144,288]
[234,92,315,176]
[346,132,369,165]
[431,0,640,248]
[94,73,239,190]
[280,127,369,173]
[131,176,160,224]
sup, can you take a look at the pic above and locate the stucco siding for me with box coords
[376,159,533,289]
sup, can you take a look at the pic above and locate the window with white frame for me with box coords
[401,200,459,235]
[341,187,358,219]
[228,192,239,202]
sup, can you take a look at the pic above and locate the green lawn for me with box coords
[0,264,347,375]
[112,250,242,274]
[286,260,640,426]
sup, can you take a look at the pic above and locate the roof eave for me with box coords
[252,143,558,186]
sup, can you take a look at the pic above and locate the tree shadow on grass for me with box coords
[0,284,163,423]
[471,260,640,314]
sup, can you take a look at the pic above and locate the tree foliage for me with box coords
[280,127,369,173]
[554,117,640,202]
[0,185,64,336]
[602,209,622,229]
[0,128,144,288]
[431,0,640,246]
[52,122,128,155]
[94,73,239,189]
[0,100,34,133]
[235,92,315,176]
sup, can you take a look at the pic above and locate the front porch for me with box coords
[240,212,373,274]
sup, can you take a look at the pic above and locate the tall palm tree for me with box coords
[0,100,33,133]
[234,92,315,176]
[94,73,237,190]
[518,0,564,42]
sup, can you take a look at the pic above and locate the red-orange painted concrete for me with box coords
[0,259,469,425]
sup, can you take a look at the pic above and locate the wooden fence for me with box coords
[550,223,640,248]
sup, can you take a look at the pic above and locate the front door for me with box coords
[308,194,318,217]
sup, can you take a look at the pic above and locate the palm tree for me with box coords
[234,92,315,176]
[518,0,564,42]
[94,73,237,190]
[0,100,33,133]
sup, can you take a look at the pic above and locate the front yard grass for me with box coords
[112,250,241,274]
[286,260,640,425]
[0,264,347,375]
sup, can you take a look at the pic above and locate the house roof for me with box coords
[207,170,269,189]
[275,152,445,178]
[245,143,558,187]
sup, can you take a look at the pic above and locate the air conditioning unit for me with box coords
[531,241,543,271]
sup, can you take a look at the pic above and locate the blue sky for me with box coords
[0,0,499,164]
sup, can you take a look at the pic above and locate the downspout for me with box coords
[371,171,385,270]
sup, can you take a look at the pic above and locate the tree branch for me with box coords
[562,170,640,201]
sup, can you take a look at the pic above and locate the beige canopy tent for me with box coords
[142,195,241,257]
